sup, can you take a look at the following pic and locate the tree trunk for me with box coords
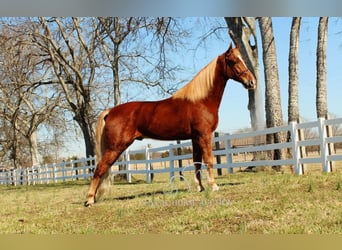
[29,131,40,166]
[288,17,301,123]
[258,17,285,169]
[74,107,95,158]
[316,17,333,172]
[113,17,122,106]
[316,17,328,119]
[288,17,305,173]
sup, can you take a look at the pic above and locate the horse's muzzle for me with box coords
[243,77,256,90]
[247,80,256,90]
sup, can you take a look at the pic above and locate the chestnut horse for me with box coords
[85,43,256,207]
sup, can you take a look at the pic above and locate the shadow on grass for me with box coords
[218,182,245,187]
[76,181,244,206]
[109,181,245,201]
[110,188,189,201]
[2,180,90,191]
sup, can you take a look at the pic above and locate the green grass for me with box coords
[1,171,342,234]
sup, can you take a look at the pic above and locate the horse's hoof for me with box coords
[212,183,219,191]
[197,186,205,192]
[84,201,94,207]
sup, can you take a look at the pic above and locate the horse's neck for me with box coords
[205,65,228,110]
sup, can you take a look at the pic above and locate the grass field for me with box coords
[1,168,342,234]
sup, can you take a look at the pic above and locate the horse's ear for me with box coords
[228,42,233,51]
[228,42,240,52]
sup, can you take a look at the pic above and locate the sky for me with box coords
[62,17,342,157]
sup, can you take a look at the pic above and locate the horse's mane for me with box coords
[172,57,218,102]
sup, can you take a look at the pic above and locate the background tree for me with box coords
[288,17,301,123]
[316,17,334,172]
[34,17,99,158]
[258,17,285,167]
[0,20,61,167]
[96,17,185,106]
[316,17,329,119]
[287,17,305,173]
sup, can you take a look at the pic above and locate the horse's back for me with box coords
[104,98,195,141]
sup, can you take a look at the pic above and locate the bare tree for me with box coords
[32,17,99,158]
[96,17,187,106]
[0,21,61,167]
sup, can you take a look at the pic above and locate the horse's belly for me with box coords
[137,117,192,140]
[141,126,191,141]
[135,99,194,140]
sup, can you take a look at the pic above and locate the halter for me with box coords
[225,53,249,79]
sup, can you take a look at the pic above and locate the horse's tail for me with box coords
[95,109,111,200]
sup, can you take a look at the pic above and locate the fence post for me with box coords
[19,167,24,185]
[12,169,16,186]
[145,145,151,183]
[225,135,233,174]
[53,163,57,183]
[62,161,66,182]
[125,150,132,183]
[214,132,222,176]
[45,165,49,184]
[36,166,39,184]
[74,160,79,181]
[325,115,335,171]
[26,167,30,185]
[289,121,303,175]
[31,166,36,184]
[318,117,332,173]
[177,140,184,181]
[82,158,87,180]
[43,165,47,184]
[29,166,33,185]
[169,144,175,180]
[70,160,75,181]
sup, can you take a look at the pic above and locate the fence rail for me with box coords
[1,117,342,186]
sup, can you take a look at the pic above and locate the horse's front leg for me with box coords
[199,135,219,191]
[192,140,205,192]
[207,163,219,191]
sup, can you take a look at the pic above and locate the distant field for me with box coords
[1,169,342,234]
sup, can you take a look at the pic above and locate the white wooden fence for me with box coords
[1,117,342,186]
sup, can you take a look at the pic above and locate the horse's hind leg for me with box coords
[85,150,121,207]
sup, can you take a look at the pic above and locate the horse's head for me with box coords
[224,43,256,90]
